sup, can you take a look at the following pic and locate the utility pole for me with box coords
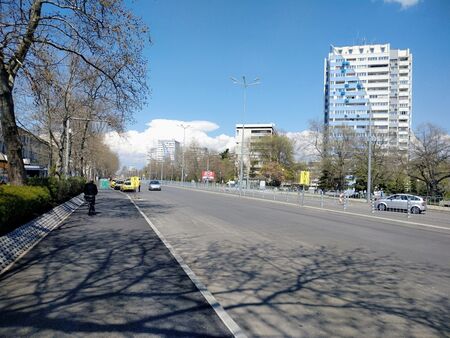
[64,118,70,177]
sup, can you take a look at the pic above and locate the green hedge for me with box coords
[0,177,86,236]
[0,186,51,235]
[27,177,85,204]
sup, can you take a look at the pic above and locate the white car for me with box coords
[148,180,161,191]
[375,194,426,214]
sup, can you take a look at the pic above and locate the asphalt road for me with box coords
[0,191,233,337]
[168,183,450,228]
[134,185,450,337]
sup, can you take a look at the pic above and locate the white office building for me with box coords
[235,123,276,175]
[324,44,413,151]
[150,139,181,162]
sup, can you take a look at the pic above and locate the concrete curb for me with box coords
[0,194,85,276]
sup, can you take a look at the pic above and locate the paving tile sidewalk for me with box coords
[0,190,232,337]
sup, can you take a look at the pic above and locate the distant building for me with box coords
[154,139,181,162]
[235,123,276,178]
[148,147,158,161]
[0,125,50,180]
[324,43,412,151]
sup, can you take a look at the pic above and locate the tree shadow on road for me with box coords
[175,239,450,337]
[0,194,231,337]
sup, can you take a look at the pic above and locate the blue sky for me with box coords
[127,0,450,137]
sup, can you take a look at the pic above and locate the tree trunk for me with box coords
[0,67,26,185]
[79,120,90,177]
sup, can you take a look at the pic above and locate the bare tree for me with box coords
[84,135,119,179]
[0,0,149,185]
[309,120,358,191]
[409,123,450,196]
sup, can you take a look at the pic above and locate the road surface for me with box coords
[0,191,234,337]
[134,185,450,337]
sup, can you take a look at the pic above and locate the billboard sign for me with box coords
[202,170,215,181]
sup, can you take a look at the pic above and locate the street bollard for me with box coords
[273,189,276,200]
[371,198,376,213]
[344,194,348,210]
[301,188,305,206]
[320,191,324,208]
[286,191,289,202]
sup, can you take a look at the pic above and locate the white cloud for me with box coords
[286,130,321,162]
[104,119,236,168]
[383,0,420,9]
[104,118,322,169]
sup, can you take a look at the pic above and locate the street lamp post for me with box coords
[231,76,260,196]
[178,124,190,185]
[367,102,373,203]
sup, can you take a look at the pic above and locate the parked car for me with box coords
[110,179,117,189]
[114,180,124,190]
[121,179,135,192]
[375,194,426,214]
[148,180,161,191]
[439,200,450,207]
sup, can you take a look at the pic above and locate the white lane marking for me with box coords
[168,186,450,232]
[126,194,247,338]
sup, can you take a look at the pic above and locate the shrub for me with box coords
[0,177,86,235]
[0,186,51,235]
[27,176,85,204]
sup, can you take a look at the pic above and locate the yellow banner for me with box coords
[299,171,310,185]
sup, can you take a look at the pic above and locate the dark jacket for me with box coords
[84,182,98,196]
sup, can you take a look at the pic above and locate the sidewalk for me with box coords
[0,191,233,337]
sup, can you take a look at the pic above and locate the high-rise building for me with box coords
[150,139,180,162]
[324,44,412,151]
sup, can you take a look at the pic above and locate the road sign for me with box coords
[299,171,310,185]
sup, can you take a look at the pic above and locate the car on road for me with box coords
[121,179,135,192]
[113,180,124,190]
[110,180,117,189]
[148,180,161,191]
[375,194,426,214]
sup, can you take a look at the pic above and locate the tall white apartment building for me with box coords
[235,123,276,175]
[150,139,180,162]
[324,44,413,151]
